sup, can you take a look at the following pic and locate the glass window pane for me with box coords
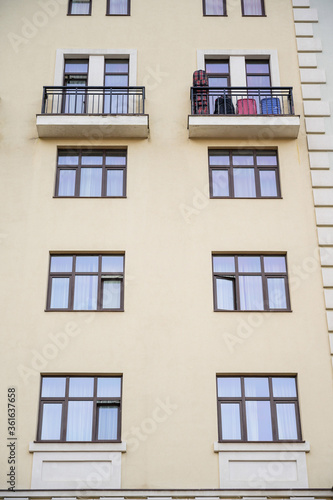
[107,170,124,196]
[42,377,66,397]
[106,154,126,165]
[69,377,94,397]
[213,256,235,272]
[243,0,263,15]
[233,168,256,197]
[272,377,297,397]
[105,75,129,87]
[216,278,235,310]
[276,404,298,440]
[81,154,103,165]
[108,0,128,15]
[267,278,287,309]
[102,280,121,309]
[58,170,76,196]
[244,377,269,397]
[65,61,88,73]
[41,404,62,440]
[217,377,241,397]
[51,256,73,273]
[212,170,229,197]
[76,256,99,272]
[257,154,277,166]
[239,276,264,310]
[221,404,241,439]
[246,62,270,74]
[247,75,271,87]
[74,275,98,310]
[246,401,273,441]
[97,377,122,397]
[105,60,129,73]
[50,277,70,309]
[70,1,90,14]
[264,256,286,273]
[80,168,102,197]
[98,406,118,440]
[58,154,79,166]
[102,255,124,272]
[238,256,261,272]
[66,401,93,441]
[232,153,254,165]
[259,170,277,197]
[204,0,225,16]
[209,154,230,166]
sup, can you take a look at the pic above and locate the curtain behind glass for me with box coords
[246,401,272,441]
[267,278,287,309]
[80,168,102,196]
[107,170,124,196]
[50,278,69,309]
[243,0,263,15]
[98,406,118,440]
[66,401,93,441]
[73,275,98,310]
[58,170,76,196]
[103,280,121,309]
[205,0,224,15]
[108,0,128,14]
[216,278,235,310]
[233,168,256,197]
[259,170,277,197]
[276,404,298,439]
[212,170,229,197]
[221,404,241,439]
[71,1,90,14]
[41,404,62,440]
[239,276,263,310]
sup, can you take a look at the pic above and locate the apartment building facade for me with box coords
[0,0,332,498]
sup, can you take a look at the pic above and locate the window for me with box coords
[209,150,280,198]
[68,0,91,15]
[241,0,265,16]
[56,149,127,197]
[104,59,129,114]
[217,376,301,442]
[107,0,130,15]
[203,0,226,16]
[246,60,271,88]
[205,59,230,114]
[38,375,122,442]
[47,254,125,311]
[63,59,89,113]
[212,254,290,311]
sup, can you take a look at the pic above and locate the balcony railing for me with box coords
[41,86,145,115]
[190,86,295,116]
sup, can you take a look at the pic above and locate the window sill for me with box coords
[214,441,310,452]
[29,441,126,452]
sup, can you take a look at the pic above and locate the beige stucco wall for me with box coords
[0,0,332,490]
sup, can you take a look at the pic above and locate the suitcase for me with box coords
[261,97,281,115]
[237,98,257,115]
[193,70,208,114]
[214,96,235,115]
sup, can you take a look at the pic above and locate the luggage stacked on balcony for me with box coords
[214,95,235,115]
[237,98,257,115]
[193,70,208,114]
[261,97,281,115]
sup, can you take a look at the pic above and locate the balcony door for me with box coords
[63,60,88,114]
[246,60,272,113]
[104,59,129,114]
[205,59,230,114]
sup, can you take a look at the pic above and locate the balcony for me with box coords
[36,86,149,139]
[188,87,300,139]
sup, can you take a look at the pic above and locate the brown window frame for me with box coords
[68,0,92,15]
[216,375,302,442]
[246,59,271,86]
[55,149,127,198]
[37,375,122,443]
[212,254,291,312]
[203,0,227,16]
[241,0,265,17]
[106,0,130,15]
[208,149,281,199]
[46,253,125,312]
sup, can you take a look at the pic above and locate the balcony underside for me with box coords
[36,114,149,139]
[188,115,300,139]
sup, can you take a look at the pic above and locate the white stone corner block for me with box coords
[326,311,333,331]
[293,8,318,22]
[309,152,330,168]
[306,118,326,134]
[324,289,333,310]
[318,227,333,246]
[315,207,333,225]
[298,54,317,68]
[329,333,333,354]
[295,23,314,37]
[311,169,333,187]
[320,247,333,267]
[322,267,333,287]
[304,101,331,116]
[301,84,321,100]
[313,188,333,206]
[297,38,322,52]
[307,135,333,152]
[300,68,326,84]
[293,0,310,6]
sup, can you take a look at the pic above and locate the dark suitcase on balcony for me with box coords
[193,70,208,114]
[214,96,235,115]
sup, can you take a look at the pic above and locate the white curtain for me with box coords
[107,170,124,196]
[69,377,94,397]
[42,377,66,397]
[51,255,73,272]
[221,404,241,439]
[233,168,256,197]
[205,0,224,15]
[244,377,269,397]
[212,170,229,197]
[213,256,235,273]
[102,255,124,273]
[217,377,241,397]
[246,401,272,441]
[58,170,76,196]
[98,406,118,440]
[259,170,277,197]
[267,278,287,309]
[239,276,263,310]
[272,377,296,397]
[216,278,235,310]
[276,404,298,439]
[243,0,263,15]
[97,377,121,397]
[263,256,286,273]
[50,277,69,309]
[102,280,121,309]
[73,275,98,310]
[108,0,128,14]
[66,401,93,441]
[80,168,102,197]
[71,0,90,14]
[41,403,62,440]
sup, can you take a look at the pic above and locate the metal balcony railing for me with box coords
[41,86,145,115]
[190,87,295,116]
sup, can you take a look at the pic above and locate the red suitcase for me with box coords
[237,98,257,115]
